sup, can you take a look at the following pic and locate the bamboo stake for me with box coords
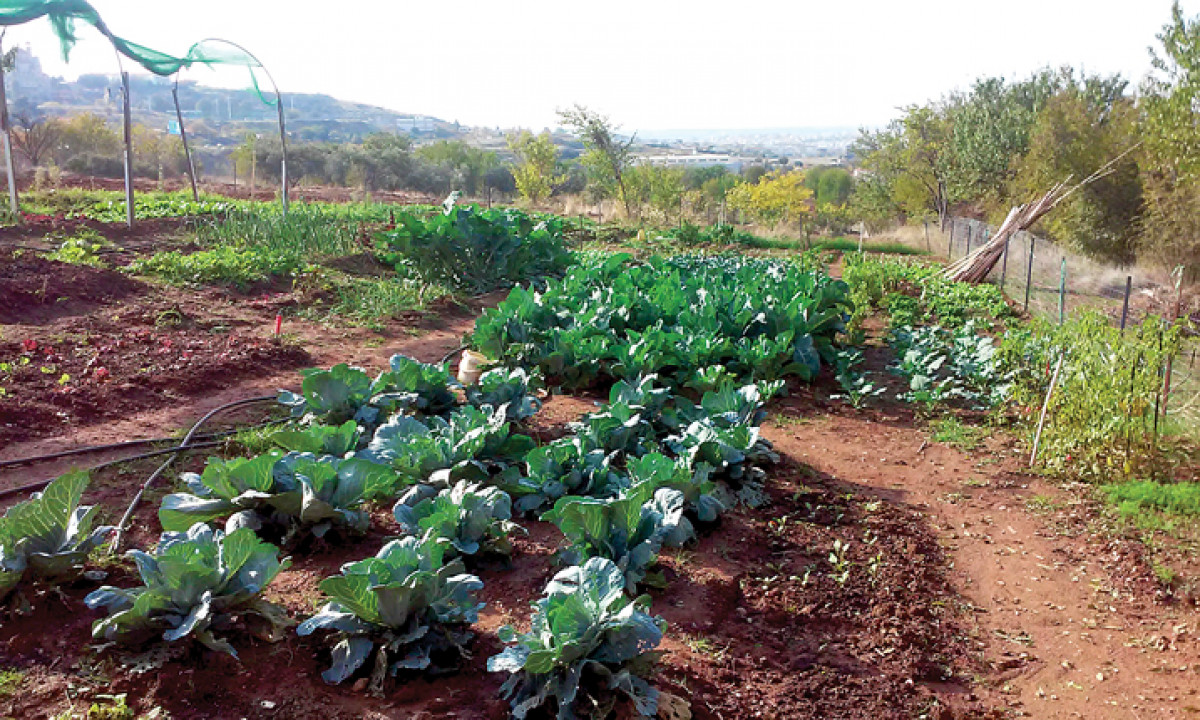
[1030,354,1065,468]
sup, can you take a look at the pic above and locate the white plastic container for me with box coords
[457,349,489,385]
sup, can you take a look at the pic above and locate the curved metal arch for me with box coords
[171,38,289,215]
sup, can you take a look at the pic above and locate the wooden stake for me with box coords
[1024,235,1036,313]
[1030,354,1065,468]
[1119,276,1132,332]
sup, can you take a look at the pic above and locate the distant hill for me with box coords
[3,46,465,147]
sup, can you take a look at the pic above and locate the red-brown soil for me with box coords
[0,232,1198,719]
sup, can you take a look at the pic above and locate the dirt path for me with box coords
[764,406,1200,718]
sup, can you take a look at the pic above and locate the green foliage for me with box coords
[277,354,458,430]
[270,420,362,456]
[488,557,665,720]
[470,254,851,392]
[929,416,987,451]
[543,482,693,593]
[465,366,543,421]
[158,451,397,537]
[297,535,483,687]
[0,470,114,601]
[126,246,305,289]
[508,131,563,203]
[42,228,110,267]
[999,313,1183,481]
[393,480,522,557]
[360,405,535,486]
[375,196,572,294]
[889,323,1009,410]
[86,524,290,657]
[1103,480,1200,517]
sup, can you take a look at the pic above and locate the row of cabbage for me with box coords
[0,253,853,719]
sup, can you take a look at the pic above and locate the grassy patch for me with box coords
[0,668,24,696]
[929,416,986,451]
[1103,480,1200,517]
[126,246,305,289]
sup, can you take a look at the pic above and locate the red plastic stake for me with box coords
[274,314,282,337]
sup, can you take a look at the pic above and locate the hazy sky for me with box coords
[5,0,1197,133]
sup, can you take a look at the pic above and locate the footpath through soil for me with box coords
[764,404,1200,719]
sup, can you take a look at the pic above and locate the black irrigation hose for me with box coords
[0,440,225,501]
[110,395,277,551]
[441,344,468,367]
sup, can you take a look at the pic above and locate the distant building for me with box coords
[396,115,435,133]
[635,152,742,169]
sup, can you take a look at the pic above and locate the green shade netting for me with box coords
[0,0,276,104]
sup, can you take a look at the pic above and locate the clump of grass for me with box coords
[1102,480,1200,517]
[929,416,986,451]
[0,668,24,697]
[126,246,305,289]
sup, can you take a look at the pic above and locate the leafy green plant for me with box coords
[376,197,572,293]
[297,535,483,688]
[393,481,523,557]
[125,246,305,289]
[158,451,396,537]
[488,557,665,720]
[270,420,361,455]
[361,405,535,486]
[465,366,543,421]
[542,482,692,592]
[501,437,623,516]
[889,322,1008,410]
[42,229,111,267]
[1103,480,1200,517]
[0,470,114,601]
[86,523,290,657]
[831,349,887,408]
[624,452,723,523]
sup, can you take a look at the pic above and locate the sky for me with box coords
[5,0,1197,134]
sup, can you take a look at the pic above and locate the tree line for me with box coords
[850,2,1199,272]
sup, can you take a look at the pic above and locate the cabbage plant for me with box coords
[465,366,542,421]
[297,535,483,688]
[360,405,535,484]
[0,470,114,601]
[488,557,665,720]
[159,451,397,537]
[542,483,692,592]
[270,420,361,455]
[501,437,622,515]
[393,481,522,557]
[86,523,290,657]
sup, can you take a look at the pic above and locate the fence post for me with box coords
[947,219,954,258]
[1119,276,1132,332]
[1058,257,1067,325]
[121,71,134,228]
[1000,233,1010,290]
[1024,235,1036,313]
[1161,267,1185,419]
[965,224,972,257]
[0,34,20,217]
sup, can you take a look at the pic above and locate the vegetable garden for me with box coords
[0,190,1197,719]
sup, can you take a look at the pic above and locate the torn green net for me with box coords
[0,0,277,105]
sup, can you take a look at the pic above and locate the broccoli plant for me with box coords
[488,557,665,720]
[393,481,523,558]
[0,470,114,602]
[297,535,483,689]
[541,483,692,592]
[86,523,290,657]
[158,451,397,538]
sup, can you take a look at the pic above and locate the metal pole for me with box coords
[1058,256,1067,325]
[171,82,199,202]
[947,218,954,258]
[965,224,972,256]
[121,71,134,228]
[0,34,19,217]
[1119,276,1132,332]
[1024,235,1036,313]
[275,90,288,217]
[1000,233,1010,291]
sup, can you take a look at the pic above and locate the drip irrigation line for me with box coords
[0,419,285,470]
[110,395,276,552]
[0,440,224,501]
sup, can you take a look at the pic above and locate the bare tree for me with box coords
[12,114,60,167]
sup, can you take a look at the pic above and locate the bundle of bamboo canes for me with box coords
[943,147,1137,284]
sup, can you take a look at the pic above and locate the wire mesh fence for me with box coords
[909,217,1200,430]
